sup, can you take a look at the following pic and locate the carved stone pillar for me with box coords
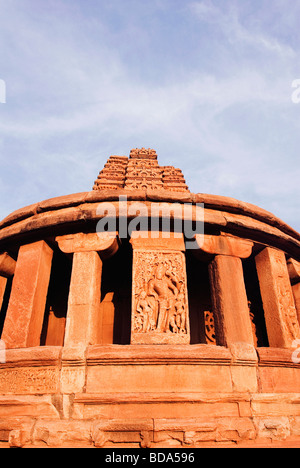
[1,241,53,349]
[288,258,300,325]
[0,252,16,278]
[130,232,190,344]
[0,253,16,312]
[66,251,102,347]
[56,233,119,347]
[293,283,300,325]
[255,248,300,348]
[208,255,254,347]
[0,277,6,312]
[195,233,254,347]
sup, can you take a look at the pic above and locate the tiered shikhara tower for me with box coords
[0,148,300,447]
[93,148,189,192]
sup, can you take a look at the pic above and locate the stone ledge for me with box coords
[86,344,232,366]
[1,346,62,368]
[74,391,252,405]
[0,345,299,369]
[73,392,244,420]
[257,347,300,368]
[251,394,300,417]
[0,395,60,419]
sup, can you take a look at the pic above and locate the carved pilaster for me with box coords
[287,258,300,325]
[255,248,300,348]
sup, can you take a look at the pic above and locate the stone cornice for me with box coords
[0,190,299,260]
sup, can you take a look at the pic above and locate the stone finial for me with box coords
[129,148,157,160]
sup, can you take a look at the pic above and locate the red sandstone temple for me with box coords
[0,148,300,447]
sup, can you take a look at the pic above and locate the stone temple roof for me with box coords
[93,148,189,193]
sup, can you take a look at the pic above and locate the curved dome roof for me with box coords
[0,148,299,261]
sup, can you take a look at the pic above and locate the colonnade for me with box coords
[0,231,300,350]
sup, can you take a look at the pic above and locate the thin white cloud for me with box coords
[190,0,295,57]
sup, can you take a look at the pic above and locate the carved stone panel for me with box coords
[255,247,300,348]
[204,310,216,345]
[131,250,190,344]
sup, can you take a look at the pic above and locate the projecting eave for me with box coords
[0,189,299,261]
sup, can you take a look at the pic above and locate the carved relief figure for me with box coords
[277,282,300,341]
[135,290,156,332]
[132,251,190,343]
[147,263,181,333]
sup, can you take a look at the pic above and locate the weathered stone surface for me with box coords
[0,347,61,394]
[32,420,92,447]
[0,395,60,419]
[255,417,291,441]
[86,363,233,395]
[61,345,86,394]
[37,192,87,213]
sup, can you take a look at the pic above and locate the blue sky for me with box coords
[0,0,300,231]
